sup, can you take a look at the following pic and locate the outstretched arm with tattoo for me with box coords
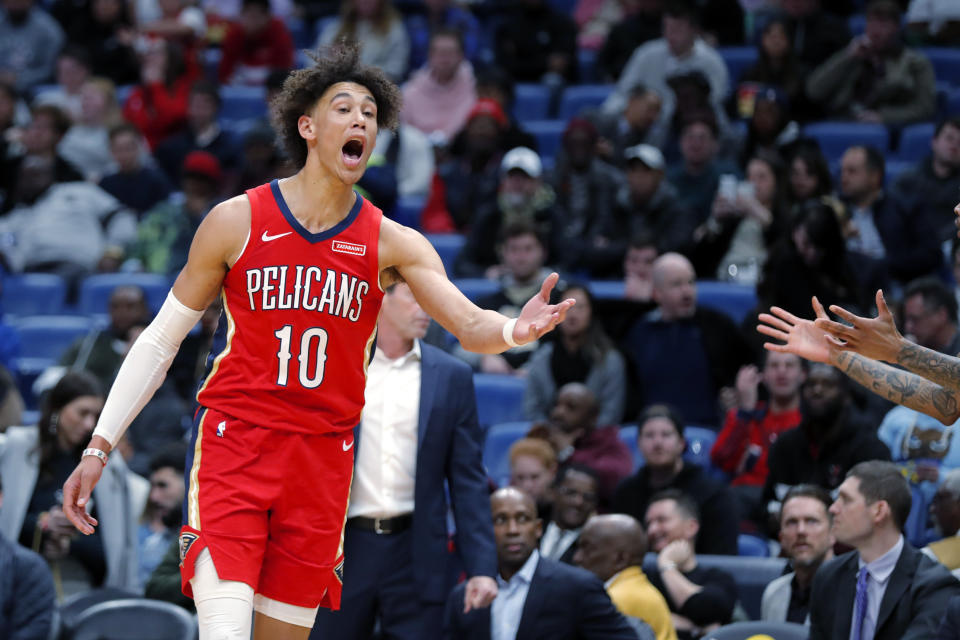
[757,297,960,425]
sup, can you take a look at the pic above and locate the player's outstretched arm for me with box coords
[62,197,249,534]
[758,296,960,425]
[380,220,575,353]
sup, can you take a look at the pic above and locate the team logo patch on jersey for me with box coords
[332,240,366,256]
[334,558,344,583]
[179,532,199,566]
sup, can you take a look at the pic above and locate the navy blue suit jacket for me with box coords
[356,342,496,603]
[442,556,637,640]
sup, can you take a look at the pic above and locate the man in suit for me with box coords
[311,283,498,640]
[761,484,835,624]
[809,460,960,640]
[443,487,637,640]
[539,464,600,564]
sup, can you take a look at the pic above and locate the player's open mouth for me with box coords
[342,139,364,168]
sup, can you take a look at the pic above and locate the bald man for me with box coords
[575,514,677,640]
[621,252,752,426]
[443,488,637,640]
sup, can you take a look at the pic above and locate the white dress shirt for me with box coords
[492,549,540,640]
[347,340,421,519]
[849,535,904,640]
[539,521,580,561]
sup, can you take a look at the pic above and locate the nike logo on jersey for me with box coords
[262,230,293,242]
[343,439,354,451]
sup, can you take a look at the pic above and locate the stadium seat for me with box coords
[285,16,315,49]
[483,421,531,486]
[848,13,866,36]
[59,588,140,637]
[77,273,172,316]
[884,160,912,189]
[922,47,960,86]
[10,315,97,361]
[453,278,499,302]
[393,194,425,230]
[588,280,626,300]
[220,85,268,121]
[949,87,960,117]
[1,273,67,316]
[578,49,599,84]
[425,233,466,275]
[682,425,716,469]
[71,598,197,640]
[696,281,758,325]
[704,621,809,640]
[904,484,936,547]
[473,373,526,427]
[717,47,758,84]
[557,84,614,120]
[618,425,643,471]
[897,122,935,162]
[802,121,889,162]
[737,534,769,557]
[514,84,552,121]
[522,120,567,169]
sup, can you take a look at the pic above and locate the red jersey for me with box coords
[196,180,384,435]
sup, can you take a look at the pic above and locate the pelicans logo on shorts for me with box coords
[179,531,199,567]
[334,558,344,583]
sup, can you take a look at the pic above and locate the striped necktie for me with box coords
[853,566,869,640]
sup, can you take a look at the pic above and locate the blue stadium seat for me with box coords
[220,86,268,121]
[885,160,912,189]
[922,48,960,85]
[718,47,758,84]
[11,315,97,361]
[618,425,644,471]
[897,122,935,162]
[474,373,526,427]
[848,13,866,36]
[949,87,960,117]
[578,49,599,84]
[513,84,552,121]
[285,16,315,49]
[802,121,890,162]
[706,621,808,639]
[426,234,466,275]
[737,534,769,557]
[588,280,626,300]
[683,425,716,469]
[2,273,67,316]
[59,588,140,637]
[522,120,567,169]
[483,421,531,486]
[78,273,172,316]
[393,195,425,230]
[71,598,197,640]
[220,118,261,138]
[557,84,614,120]
[696,281,758,325]
[453,278,499,302]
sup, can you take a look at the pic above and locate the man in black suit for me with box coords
[810,460,960,640]
[937,594,960,639]
[443,487,637,640]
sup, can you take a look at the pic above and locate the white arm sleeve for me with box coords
[92,291,204,448]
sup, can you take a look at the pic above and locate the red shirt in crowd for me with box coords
[711,404,802,487]
[218,18,294,85]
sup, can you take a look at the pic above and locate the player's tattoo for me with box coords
[835,352,960,423]
[896,342,960,392]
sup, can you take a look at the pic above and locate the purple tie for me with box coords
[853,567,869,640]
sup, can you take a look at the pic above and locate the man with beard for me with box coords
[138,442,187,589]
[761,363,891,533]
[761,484,835,624]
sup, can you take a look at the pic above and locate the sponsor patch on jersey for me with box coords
[179,531,199,566]
[332,240,366,256]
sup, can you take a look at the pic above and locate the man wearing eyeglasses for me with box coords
[538,465,600,565]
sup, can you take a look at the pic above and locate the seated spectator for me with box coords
[782,0,852,69]
[494,0,578,86]
[924,469,960,570]
[784,141,836,216]
[711,352,805,523]
[473,67,538,153]
[840,145,943,286]
[905,0,960,45]
[0,0,64,92]
[234,125,291,193]
[597,0,662,81]
[315,0,409,83]
[145,535,194,611]
[374,123,433,201]
[443,487,637,640]
[122,39,196,150]
[575,513,678,640]
[594,86,666,166]
[737,18,812,122]
[531,383,633,504]
[1,103,79,208]
[666,116,739,224]
[602,4,728,139]
[402,28,476,141]
[0,473,56,639]
[58,77,124,181]
[621,253,753,427]
[100,123,171,216]
[761,484,835,624]
[0,371,147,595]
[893,117,960,245]
[63,0,140,86]
[525,284,626,427]
[137,441,186,589]
[132,151,223,274]
[217,0,293,86]
[155,81,239,185]
[809,461,960,639]
[538,464,599,564]
[454,150,564,277]
[33,46,92,121]
[806,0,936,126]
[736,87,800,167]
[509,437,558,520]
[202,0,292,22]
[405,0,481,71]
[644,490,737,638]
[614,405,740,556]
[762,363,891,531]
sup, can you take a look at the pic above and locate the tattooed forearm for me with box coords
[835,352,960,424]
[896,342,960,393]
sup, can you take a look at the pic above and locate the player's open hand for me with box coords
[813,289,903,363]
[464,575,498,613]
[513,273,575,345]
[756,298,837,364]
[62,457,104,535]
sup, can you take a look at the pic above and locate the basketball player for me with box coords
[60,45,574,640]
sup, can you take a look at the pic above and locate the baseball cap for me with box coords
[466,98,508,129]
[500,147,542,178]
[623,144,665,171]
[182,150,222,183]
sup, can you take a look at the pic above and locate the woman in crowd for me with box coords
[59,78,125,181]
[315,0,410,82]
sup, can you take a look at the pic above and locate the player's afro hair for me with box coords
[270,41,402,169]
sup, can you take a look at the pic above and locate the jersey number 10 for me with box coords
[274,325,329,388]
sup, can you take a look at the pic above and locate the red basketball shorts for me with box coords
[178,406,355,609]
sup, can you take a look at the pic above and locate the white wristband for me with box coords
[82,448,109,466]
[502,318,519,348]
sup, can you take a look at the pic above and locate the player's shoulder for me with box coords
[207,193,252,225]
[378,216,432,262]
